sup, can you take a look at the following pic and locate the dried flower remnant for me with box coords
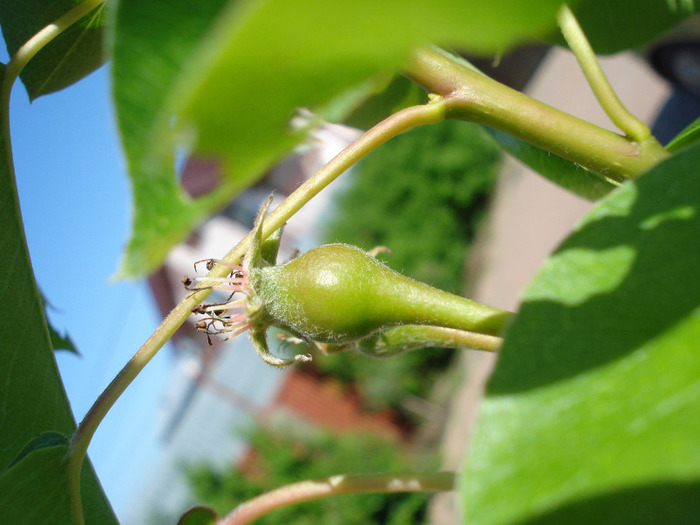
[184,197,312,367]
[186,260,254,343]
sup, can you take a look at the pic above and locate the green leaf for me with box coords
[0,109,72,469]
[0,0,106,100]
[114,0,567,278]
[0,93,115,521]
[7,432,68,468]
[48,322,78,354]
[173,0,568,175]
[39,291,79,354]
[460,144,700,523]
[551,1,700,54]
[177,506,218,525]
[111,0,230,277]
[485,128,617,201]
[0,438,116,524]
[0,442,73,524]
[666,115,700,152]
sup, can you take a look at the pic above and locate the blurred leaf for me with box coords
[113,0,567,278]
[0,0,106,99]
[666,115,700,152]
[177,506,217,525]
[174,0,567,175]
[186,428,431,524]
[111,0,230,277]
[0,90,115,521]
[550,1,700,54]
[460,143,700,524]
[340,75,427,131]
[485,128,617,200]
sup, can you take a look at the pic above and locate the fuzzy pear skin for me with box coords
[251,244,510,344]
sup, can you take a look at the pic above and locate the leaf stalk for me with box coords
[557,4,651,143]
[218,471,456,525]
[404,47,668,181]
[1,0,104,101]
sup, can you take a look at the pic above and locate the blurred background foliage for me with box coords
[176,428,433,525]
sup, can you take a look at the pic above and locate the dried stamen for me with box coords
[187,260,255,344]
[185,259,248,292]
[193,298,247,316]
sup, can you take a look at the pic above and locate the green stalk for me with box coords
[355,325,503,357]
[219,471,455,525]
[253,96,446,245]
[0,0,104,103]
[66,98,446,524]
[557,4,651,142]
[404,47,669,181]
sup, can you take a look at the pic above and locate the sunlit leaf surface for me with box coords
[460,144,700,524]
[113,0,567,277]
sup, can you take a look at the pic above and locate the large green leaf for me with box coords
[0,105,70,470]
[0,83,115,521]
[111,0,230,277]
[113,0,568,278]
[174,0,568,152]
[460,144,700,523]
[0,0,106,100]
[552,1,700,54]
[0,440,73,524]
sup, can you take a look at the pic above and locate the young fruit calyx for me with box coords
[185,196,312,367]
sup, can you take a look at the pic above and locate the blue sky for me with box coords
[4,49,174,516]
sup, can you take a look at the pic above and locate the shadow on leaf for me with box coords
[490,143,700,395]
[516,479,700,525]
